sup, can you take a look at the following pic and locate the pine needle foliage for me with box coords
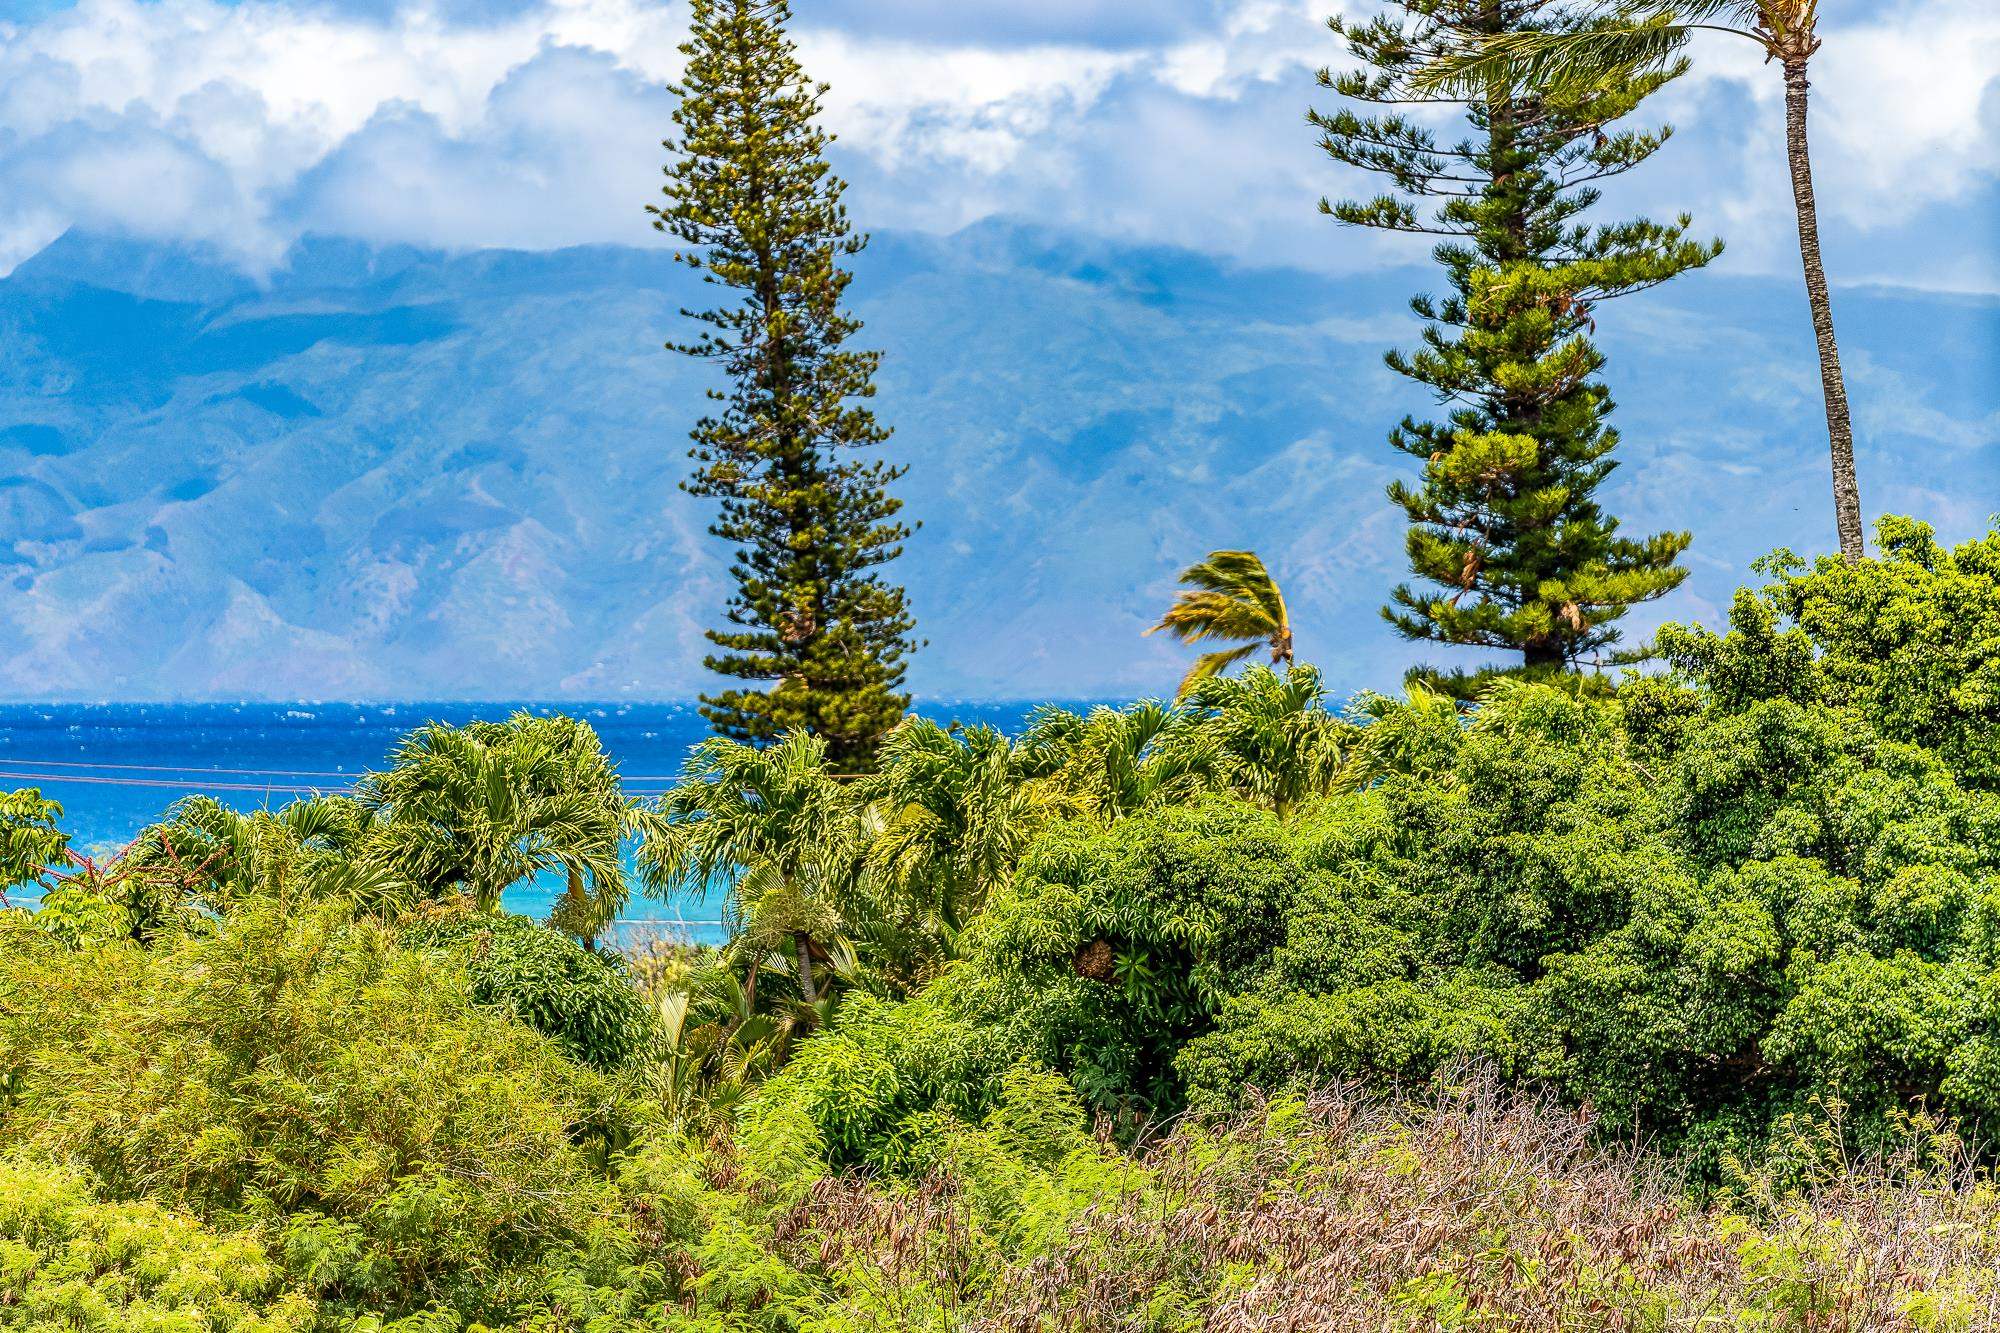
[1315,0,1719,692]
[653,0,917,768]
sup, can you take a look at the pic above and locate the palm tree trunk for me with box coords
[793,931,818,1004]
[1781,57,1864,563]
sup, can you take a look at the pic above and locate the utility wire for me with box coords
[0,756,366,778]
[0,756,688,783]
[0,769,350,794]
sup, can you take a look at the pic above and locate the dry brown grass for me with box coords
[785,1072,2000,1332]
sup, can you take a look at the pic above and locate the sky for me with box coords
[0,0,1996,292]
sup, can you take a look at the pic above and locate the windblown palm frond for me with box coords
[1410,11,1706,97]
[1147,550,1294,696]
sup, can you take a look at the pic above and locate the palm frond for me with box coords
[1178,642,1261,698]
[1410,14,1720,99]
[1148,549,1291,692]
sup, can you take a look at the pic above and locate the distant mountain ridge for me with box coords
[1,221,1994,701]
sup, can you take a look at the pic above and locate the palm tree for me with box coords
[1031,701,1221,823]
[1146,550,1295,695]
[1339,684,1470,792]
[1184,665,1353,818]
[120,793,401,924]
[635,732,867,1008]
[358,714,632,939]
[1414,0,1864,560]
[857,718,1064,931]
[649,971,790,1132]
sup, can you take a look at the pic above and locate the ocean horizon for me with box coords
[0,699,1075,945]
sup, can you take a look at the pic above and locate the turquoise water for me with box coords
[0,701,1052,945]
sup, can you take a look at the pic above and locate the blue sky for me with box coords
[0,0,1994,291]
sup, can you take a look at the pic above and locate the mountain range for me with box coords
[1,222,1994,701]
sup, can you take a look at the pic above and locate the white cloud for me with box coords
[289,46,673,250]
[0,0,1991,289]
[1813,0,2000,217]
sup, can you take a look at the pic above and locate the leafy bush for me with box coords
[948,799,1301,1120]
[1190,685,2000,1165]
[845,671,2000,1170]
[754,988,1003,1171]
[0,1157,316,1332]
[1660,516,2000,789]
[0,903,628,1324]
[401,909,657,1071]
[0,788,67,901]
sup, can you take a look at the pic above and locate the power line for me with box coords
[0,755,688,783]
[0,756,365,778]
[0,772,678,795]
[0,769,352,794]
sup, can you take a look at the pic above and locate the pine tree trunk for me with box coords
[1782,58,1864,563]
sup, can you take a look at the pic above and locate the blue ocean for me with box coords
[0,701,1049,945]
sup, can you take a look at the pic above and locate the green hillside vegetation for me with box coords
[2,0,1987,1323]
[3,520,1998,1329]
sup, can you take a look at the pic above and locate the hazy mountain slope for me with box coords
[0,222,1993,700]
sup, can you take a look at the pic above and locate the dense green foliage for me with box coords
[0,905,627,1325]
[635,667,1354,1028]
[0,0,1973,1314]
[401,910,657,1072]
[1316,0,1718,688]
[653,0,917,767]
[2,521,1998,1328]
[1659,516,2000,789]
[0,788,66,905]
[730,524,2000,1184]
[0,1158,315,1332]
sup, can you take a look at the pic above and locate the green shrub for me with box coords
[861,674,2000,1170]
[0,903,628,1324]
[754,988,1002,1171]
[948,800,1302,1119]
[0,788,67,901]
[0,1156,316,1332]
[401,911,657,1072]
[1198,688,2000,1159]
[1660,516,2000,790]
